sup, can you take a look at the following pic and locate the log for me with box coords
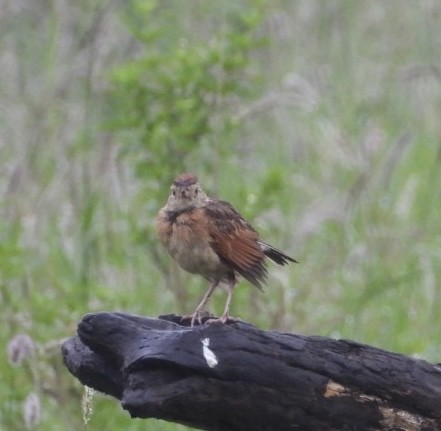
[61,312,441,431]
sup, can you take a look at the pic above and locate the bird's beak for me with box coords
[176,188,189,199]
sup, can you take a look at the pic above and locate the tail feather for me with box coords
[259,241,298,265]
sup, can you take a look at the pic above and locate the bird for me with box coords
[156,173,297,326]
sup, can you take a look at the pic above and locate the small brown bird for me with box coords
[156,173,297,325]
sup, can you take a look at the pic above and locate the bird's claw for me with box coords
[190,309,211,326]
[188,311,231,326]
[205,314,230,325]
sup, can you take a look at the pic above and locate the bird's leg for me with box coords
[191,279,219,326]
[219,277,236,323]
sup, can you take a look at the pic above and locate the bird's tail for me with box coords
[259,241,298,265]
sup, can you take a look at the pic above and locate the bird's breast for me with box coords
[157,208,227,278]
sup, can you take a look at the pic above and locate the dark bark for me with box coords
[61,312,441,431]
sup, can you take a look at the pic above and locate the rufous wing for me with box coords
[204,199,267,289]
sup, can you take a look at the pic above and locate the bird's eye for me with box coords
[172,190,176,196]
[195,188,199,195]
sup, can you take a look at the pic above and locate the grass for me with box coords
[1,1,441,430]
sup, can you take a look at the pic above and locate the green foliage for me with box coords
[107,0,265,188]
[1,1,441,430]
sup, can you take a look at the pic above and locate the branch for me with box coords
[61,312,441,431]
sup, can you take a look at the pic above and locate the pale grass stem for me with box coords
[82,386,95,428]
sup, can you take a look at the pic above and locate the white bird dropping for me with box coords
[201,338,218,368]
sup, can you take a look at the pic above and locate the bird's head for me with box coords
[166,173,208,211]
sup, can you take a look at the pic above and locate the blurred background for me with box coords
[1,0,440,429]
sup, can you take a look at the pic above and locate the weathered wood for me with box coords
[61,312,441,431]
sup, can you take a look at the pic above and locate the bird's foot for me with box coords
[205,313,232,325]
[188,309,211,327]
[183,311,238,326]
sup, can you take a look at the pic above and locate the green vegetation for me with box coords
[1,1,440,429]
